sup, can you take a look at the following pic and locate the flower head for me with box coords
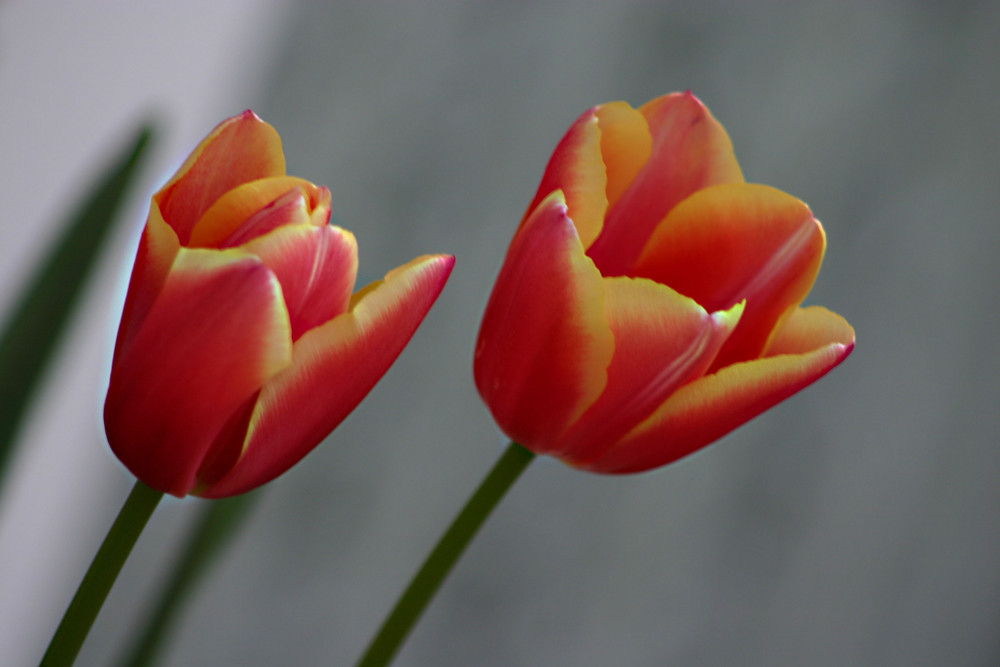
[105,111,453,497]
[474,93,853,472]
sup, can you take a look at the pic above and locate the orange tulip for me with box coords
[474,92,854,472]
[105,111,453,497]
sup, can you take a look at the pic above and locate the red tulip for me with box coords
[474,92,854,472]
[105,111,454,497]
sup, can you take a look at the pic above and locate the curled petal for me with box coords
[587,92,745,275]
[199,254,454,498]
[580,306,855,474]
[633,183,826,369]
[219,188,314,249]
[105,248,292,496]
[519,108,607,249]
[474,192,614,455]
[242,223,359,340]
[557,279,743,463]
[187,176,323,247]
[155,111,286,244]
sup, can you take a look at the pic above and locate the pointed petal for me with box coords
[633,183,826,369]
[200,254,454,498]
[186,176,323,247]
[111,202,180,364]
[764,305,856,357]
[587,91,745,275]
[474,192,614,455]
[243,223,359,340]
[558,282,742,463]
[155,111,286,244]
[580,307,855,474]
[104,248,292,496]
[520,107,607,249]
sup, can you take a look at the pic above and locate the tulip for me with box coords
[474,92,854,473]
[105,111,454,497]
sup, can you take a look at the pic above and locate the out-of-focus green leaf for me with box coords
[118,492,260,667]
[0,123,155,482]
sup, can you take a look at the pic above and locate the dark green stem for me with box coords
[356,441,535,667]
[41,480,163,667]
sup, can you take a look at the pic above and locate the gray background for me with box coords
[3,3,999,666]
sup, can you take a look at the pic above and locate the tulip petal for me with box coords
[199,254,454,498]
[579,306,854,474]
[587,91,745,276]
[475,192,614,454]
[595,102,652,212]
[218,188,313,249]
[520,107,607,249]
[242,223,359,340]
[186,176,324,247]
[111,203,181,364]
[104,248,292,496]
[557,279,744,463]
[155,111,286,244]
[633,183,826,370]
[764,305,856,357]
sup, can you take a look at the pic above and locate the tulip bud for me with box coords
[475,93,853,472]
[105,111,453,497]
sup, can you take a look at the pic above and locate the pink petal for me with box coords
[579,306,855,474]
[199,254,454,498]
[587,91,745,276]
[214,187,319,249]
[632,183,826,370]
[155,111,286,244]
[242,223,359,340]
[558,280,743,463]
[104,248,292,496]
[474,192,614,456]
[186,176,325,248]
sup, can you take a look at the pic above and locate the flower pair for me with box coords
[106,95,853,498]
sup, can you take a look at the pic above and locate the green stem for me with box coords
[356,441,535,667]
[41,480,163,667]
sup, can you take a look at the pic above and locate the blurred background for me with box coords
[1,2,998,665]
